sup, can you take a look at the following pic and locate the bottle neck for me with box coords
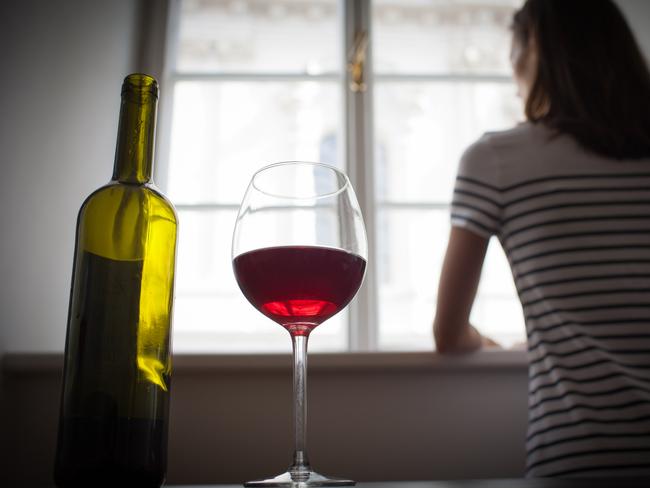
[112,90,157,184]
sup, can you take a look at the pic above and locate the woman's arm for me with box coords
[433,226,490,353]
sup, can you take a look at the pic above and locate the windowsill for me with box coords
[1,350,528,376]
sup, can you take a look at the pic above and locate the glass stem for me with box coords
[290,333,311,476]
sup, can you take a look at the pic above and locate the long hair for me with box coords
[511,0,650,159]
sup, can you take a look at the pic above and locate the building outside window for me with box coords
[161,0,525,353]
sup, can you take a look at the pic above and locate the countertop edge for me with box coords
[1,350,528,376]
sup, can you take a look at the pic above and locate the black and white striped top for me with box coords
[451,122,650,478]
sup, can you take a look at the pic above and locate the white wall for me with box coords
[0,0,142,357]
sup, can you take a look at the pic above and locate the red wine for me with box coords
[233,245,366,335]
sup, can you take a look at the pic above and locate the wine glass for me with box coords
[232,161,367,487]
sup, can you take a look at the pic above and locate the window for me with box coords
[160,0,526,353]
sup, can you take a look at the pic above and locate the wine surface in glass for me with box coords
[233,245,366,336]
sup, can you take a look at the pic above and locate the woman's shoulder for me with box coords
[464,122,583,177]
[458,123,544,176]
[457,122,591,192]
[481,121,553,150]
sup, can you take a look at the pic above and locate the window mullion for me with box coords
[344,0,378,352]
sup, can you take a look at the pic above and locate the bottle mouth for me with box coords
[122,73,159,98]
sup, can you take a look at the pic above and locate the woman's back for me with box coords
[452,121,650,476]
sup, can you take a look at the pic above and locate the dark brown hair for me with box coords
[512,0,650,159]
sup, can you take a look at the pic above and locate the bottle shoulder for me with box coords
[80,181,177,223]
[144,183,178,222]
[77,181,177,260]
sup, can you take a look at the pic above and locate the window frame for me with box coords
[154,0,521,354]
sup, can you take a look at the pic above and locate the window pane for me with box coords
[377,208,447,350]
[376,208,525,350]
[167,80,342,205]
[472,240,526,348]
[373,2,525,351]
[372,0,521,75]
[173,209,348,352]
[374,81,521,203]
[177,0,341,73]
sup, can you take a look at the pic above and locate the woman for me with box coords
[433,0,650,478]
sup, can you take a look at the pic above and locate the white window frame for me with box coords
[151,0,518,353]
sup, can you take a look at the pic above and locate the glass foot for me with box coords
[244,469,355,487]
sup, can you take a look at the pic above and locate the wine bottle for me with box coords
[54,74,177,488]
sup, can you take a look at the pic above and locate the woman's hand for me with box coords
[481,332,502,350]
[435,324,501,354]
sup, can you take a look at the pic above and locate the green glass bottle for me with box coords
[54,74,177,488]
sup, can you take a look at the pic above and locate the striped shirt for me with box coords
[451,122,650,478]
